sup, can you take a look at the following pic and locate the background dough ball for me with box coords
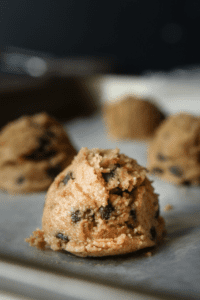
[42,147,165,257]
[0,112,77,194]
[147,113,200,185]
[103,95,165,140]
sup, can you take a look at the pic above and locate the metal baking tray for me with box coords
[0,113,200,300]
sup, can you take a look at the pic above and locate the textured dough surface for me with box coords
[103,95,165,140]
[41,147,165,257]
[0,113,76,193]
[147,113,200,185]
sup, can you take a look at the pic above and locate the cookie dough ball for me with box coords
[103,95,165,140]
[147,113,200,185]
[42,147,165,257]
[0,113,77,193]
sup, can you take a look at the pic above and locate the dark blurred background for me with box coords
[0,0,200,127]
[1,0,200,74]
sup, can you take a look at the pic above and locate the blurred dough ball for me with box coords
[147,113,200,186]
[0,112,77,194]
[103,95,165,140]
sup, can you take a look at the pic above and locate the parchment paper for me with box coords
[0,112,200,300]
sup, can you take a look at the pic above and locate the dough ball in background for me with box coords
[39,147,165,257]
[147,113,200,186]
[102,95,165,140]
[0,112,77,194]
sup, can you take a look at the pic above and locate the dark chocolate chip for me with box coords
[102,164,121,183]
[25,133,58,160]
[124,189,132,194]
[110,187,123,196]
[47,165,62,178]
[150,226,157,240]
[157,153,167,162]
[102,170,115,182]
[46,130,55,138]
[152,167,164,174]
[182,180,191,186]
[169,166,183,177]
[155,209,159,219]
[28,149,57,160]
[56,233,69,242]
[130,209,137,221]
[39,136,50,148]
[16,176,25,184]
[127,223,134,229]
[110,187,132,196]
[71,210,81,223]
[25,143,57,161]
[62,172,74,185]
[115,163,121,169]
[99,201,114,220]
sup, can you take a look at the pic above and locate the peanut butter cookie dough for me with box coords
[0,112,76,194]
[147,113,200,185]
[103,95,165,140]
[27,147,165,257]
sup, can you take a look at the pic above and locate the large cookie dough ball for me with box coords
[147,113,200,185]
[0,113,77,193]
[103,95,165,140]
[42,147,165,257]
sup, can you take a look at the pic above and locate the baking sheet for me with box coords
[0,112,200,300]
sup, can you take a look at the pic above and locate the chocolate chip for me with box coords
[150,226,157,240]
[102,170,115,182]
[115,163,121,168]
[28,149,57,160]
[130,209,137,221]
[62,172,74,185]
[157,153,167,161]
[71,210,81,223]
[110,187,132,196]
[169,166,183,177]
[152,167,164,174]
[46,130,55,138]
[39,136,50,147]
[56,233,69,242]
[124,189,133,194]
[182,180,191,186]
[16,176,25,184]
[99,201,114,220]
[155,209,159,219]
[25,135,57,160]
[34,136,50,155]
[47,165,62,178]
[110,187,123,196]
[102,164,121,183]
[127,223,134,229]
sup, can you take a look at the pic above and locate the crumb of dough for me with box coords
[164,204,173,212]
[145,251,152,257]
[25,228,47,250]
